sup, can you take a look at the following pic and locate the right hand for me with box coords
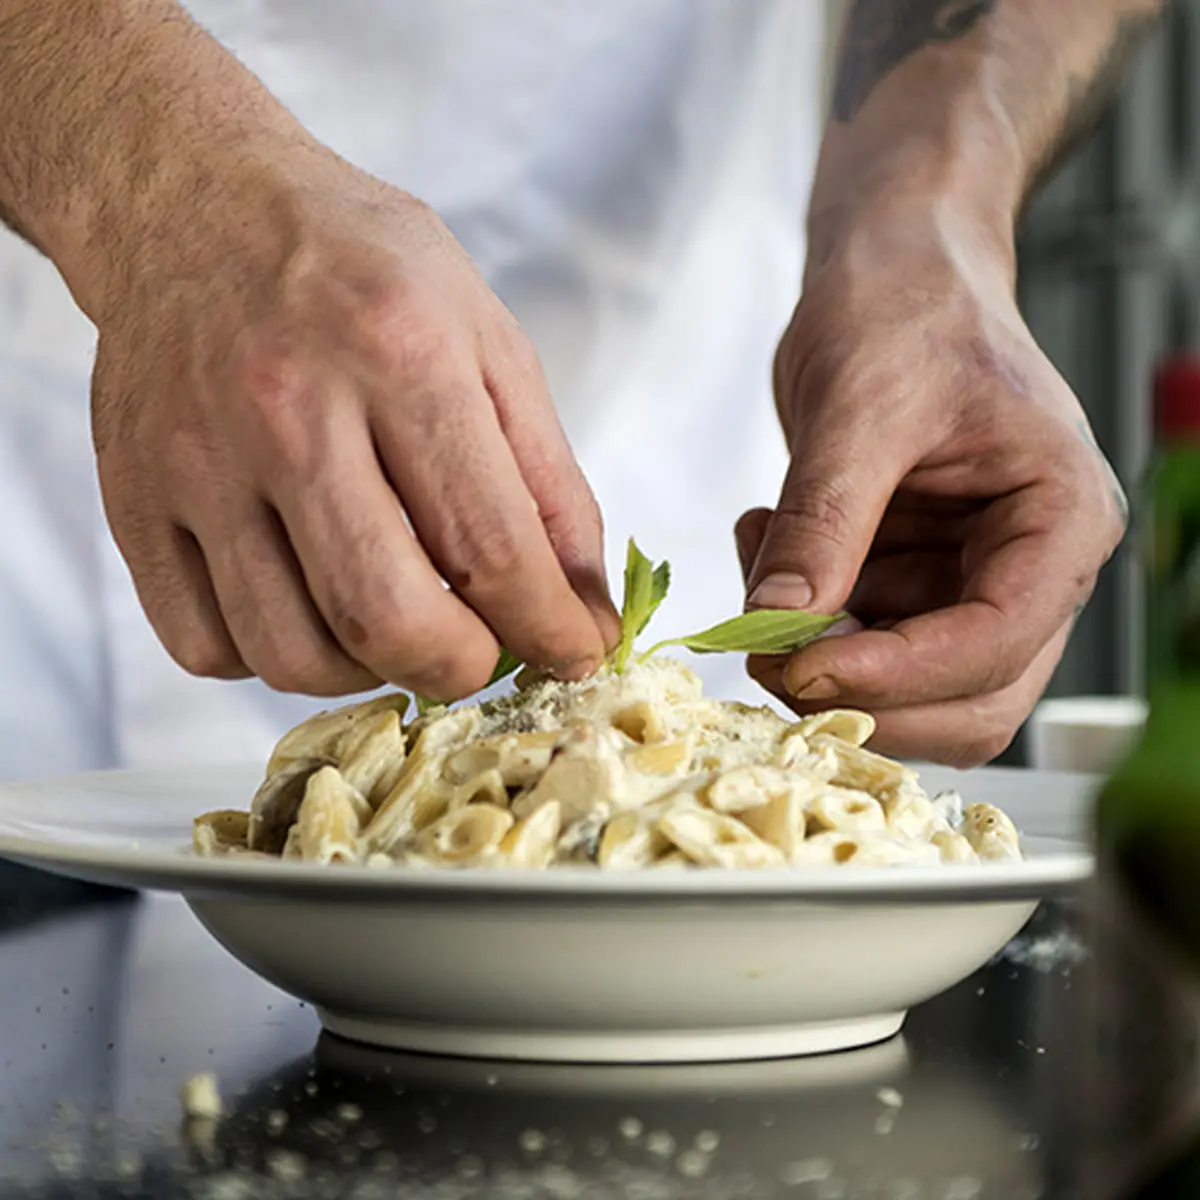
[88,142,618,700]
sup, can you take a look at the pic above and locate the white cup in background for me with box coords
[1027,696,1148,775]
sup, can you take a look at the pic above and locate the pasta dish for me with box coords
[192,657,1021,870]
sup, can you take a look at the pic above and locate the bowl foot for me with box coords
[316,1010,906,1063]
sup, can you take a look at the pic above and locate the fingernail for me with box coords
[786,674,839,701]
[819,615,864,640]
[748,572,814,610]
[552,656,601,682]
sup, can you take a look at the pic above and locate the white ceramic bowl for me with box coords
[0,763,1093,1064]
[188,885,1037,1062]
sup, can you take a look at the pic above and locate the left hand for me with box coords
[737,200,1127,767]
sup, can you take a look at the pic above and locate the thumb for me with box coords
[746,428,902,613]
[734,507,772,584]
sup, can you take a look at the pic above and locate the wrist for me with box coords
[805,149,1021,305]
[807,82,1025,292]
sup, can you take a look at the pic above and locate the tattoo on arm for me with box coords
[832,0,999,123]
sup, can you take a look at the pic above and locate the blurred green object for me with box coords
[1098,357,1200,960]
[1095,356,1200,1197]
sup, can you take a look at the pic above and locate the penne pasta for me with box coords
[791,709,876,748]
[499,800,562,868]
[297,766,369,865]
[419,804,513,865]
[740,793,808,859]
[266,693,410,777]
[658,801,784,870]
[808,734,917,795]
[806,786,888,836]
[597,809,671,869]
[337,711,408,808]
[196,656,1021,872]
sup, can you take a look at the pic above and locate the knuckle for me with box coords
[945,728,1015,769]
[350,277,462,388]
[838,637,894,696]
[394,637,493,699]
[253,658,313,695]
[420,653,495,700]
[745,655,784,694]
[323,590,490,697]
[492,317,543,383]
[244,633,331,695]
[438,525,523,596]
[1106,480,1131,547]
[226,338,326,475]
[539,482,606,567]
[975,653,1026,697]
[229,336,307,425]
[167,628,244,681]
[352,275,424,368]
[253,653,368,698]
[776,477,857,543]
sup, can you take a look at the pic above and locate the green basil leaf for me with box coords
[486,646,523,688]
[644,608,847,658]
[638,560,672,635]
[615,538,671,671]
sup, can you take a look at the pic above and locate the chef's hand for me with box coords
[737,203,1127,767]
[89,142,617,700]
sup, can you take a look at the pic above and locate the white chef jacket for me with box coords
[0,0,827,779]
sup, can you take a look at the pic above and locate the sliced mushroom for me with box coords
[248,758,327,854]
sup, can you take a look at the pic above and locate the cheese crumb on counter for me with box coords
[180,1073,223,1120]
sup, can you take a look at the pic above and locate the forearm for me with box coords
[810,0,1164,268]
[0,0,312,319]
